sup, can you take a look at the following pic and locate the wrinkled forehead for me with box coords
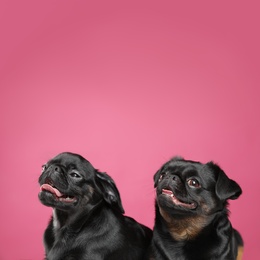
[48,153,95,174]
[164,160,216,182]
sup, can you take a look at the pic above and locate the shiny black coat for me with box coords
[39,152,152,260]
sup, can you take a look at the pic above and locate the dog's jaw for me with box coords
[40,183,77,203]
[161,189,197,210]
[38,180,78,210]
[158,205,210,241]
[41,184,63,197]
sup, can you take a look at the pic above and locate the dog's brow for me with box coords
[68,163,77,169]
[184,169,198,176]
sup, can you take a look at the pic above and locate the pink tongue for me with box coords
[40,184,64,197]
[162,189,173,195]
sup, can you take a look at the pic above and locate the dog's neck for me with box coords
[157,206,213,241]
[52,209,61,231]
[52,199,104,234]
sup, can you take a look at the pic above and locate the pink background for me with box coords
[0,1,259,259]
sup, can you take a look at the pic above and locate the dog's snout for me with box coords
[172,174,181,183]
[50,164,63,174]
[54,165,61,173]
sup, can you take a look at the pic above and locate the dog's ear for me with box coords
[96,171,125,214]
[207,162,242,201]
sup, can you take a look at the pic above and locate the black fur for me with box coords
[38,152,152,260]
[149,157,243,260]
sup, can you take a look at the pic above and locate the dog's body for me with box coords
[149,157,243,260]
[38,152,152,260]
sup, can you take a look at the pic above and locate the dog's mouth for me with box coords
[161,189,197,209]
[40,181,77,203]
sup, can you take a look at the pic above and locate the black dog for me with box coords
[149,157,243,260]
[38,152,152,260]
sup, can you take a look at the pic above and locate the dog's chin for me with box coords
[39,184,78,210]
[157,189,198,214]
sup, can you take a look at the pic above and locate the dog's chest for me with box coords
[52,209,61,241]
[47,233,69,260]
[47,224,91,260]
[45,212,78,259]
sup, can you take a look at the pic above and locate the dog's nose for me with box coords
[53,165,61,173]
[172,175,180,182]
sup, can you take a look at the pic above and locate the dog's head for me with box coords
[38,152,124,213]
[154,157,242,218]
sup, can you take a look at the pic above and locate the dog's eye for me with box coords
[70,172,81,178]
[187,179,201,188]
[159,172,167,182]
[41,164,47,172]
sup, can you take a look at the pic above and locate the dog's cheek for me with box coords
[157,195,173,209]
[200,201,213,214]
[80,185,95,204]
[199,195,219,215]
[38,173,46,184]
[153,170,162,188]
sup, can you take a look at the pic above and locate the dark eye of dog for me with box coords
[41,164,47,172]
[70,172,81,178]
[187,178,201,188]
[159,172,167,182]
